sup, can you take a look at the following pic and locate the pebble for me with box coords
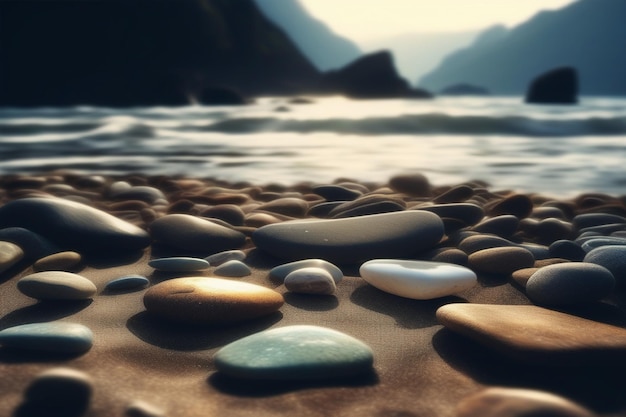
[420,248,468,265]
[360,259,477,299]
[105,275,150,291]
[436,303,626,364]
[468,247,535,275]
[109,185,166,203]
[269,259,343,283]
[284,267,337,294]
[312,184,362,201]
[455,387,596,417]
[486,194,533,218]
[23,367,93,415]
[200,204,245,226]
[214,325,374,380]
[573,213,626,230]
[526,263,615,306]
[510,267,539,287]
[458,234,515,254]
[549,239,586,261]
[205,249,246,266]
[580,237,626,252]
[433,184,474,204]
[148,257,210,272]
[256,197,309,217]
[126,400,166,417]
[0,240,24,274]
[307,201,346,217]
[414,203,484,227]
[331,200,404,219]
[472,214,519,238]
[584,245,626,287]
[0,322,93,354]
[0,197,151,253]
[33,251,82,272]
[150,214,246,254]
[18,271,97,300]
[253,211,444,264]
[0,227,61,260]
[214,260,251,277]
[143,277,284,324]
[389,173,431,196]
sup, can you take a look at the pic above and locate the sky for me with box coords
[299,0,578,41]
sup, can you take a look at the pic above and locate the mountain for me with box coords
[253,0,362,71]
[0,0,321,107]
[418,0,626,96]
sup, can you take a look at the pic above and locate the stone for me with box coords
[205,250,246,266]
[214,260,251,277]
[329,195,405,218]
[307,201,346,217]
[331,201,405,219]
[214,325,374,380]
[388,173,431,196]
[511,267,539,287]
[420,248,468,266]
[256,198,308,217]
[458,234,515,254]
[23,367,93,416]
[486,194,533,219]
[0,227,61,260]
[584,245,626,287]
[0,322,93,354]
[148,257,210,272]
[525,66,578,104]
[455,387,596,417]
[105,275,150,292]
[573,213,626,230]
[468,247,535,275]
[360,259,477,300]
[414,203,484,227]
[126,399,166,417]
[534,218,574,244]
[33,251,82,272]
[432,185,474,203]
[0,197,151,253]
[269,259,343,283]
[143,277,284,324]
[253,211,444,264]
[18,271,97,300]
[549,239,586,261]
[150,214,246,254]
[109,185,166,204]
[517,243,551,260]
[0,240,24,273]
[580,237,626,252]
[472,215,519,238]
[284,267,337,295]
[200,204,245,226]
[436,303,626,364]
[312,185,362,202]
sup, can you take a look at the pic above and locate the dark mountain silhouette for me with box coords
[253,0,362,71]
[418,0,626,96]
[0,0,322,107]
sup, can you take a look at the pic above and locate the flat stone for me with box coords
[253,211,444,264]
[414,203,484,227]
[256,197,308,217]
[360,259,477,300]
[328,195,406,218]
[580,237,626,252]
[526,263,615,306]
[24,367,93,415]
[455,387,596,417]
[105,275,150,292]
[312,185,362,201]
[148,257,210,272]
[0,240,24,273]
[284,267,337,294]
[420,248,468,266]
[0,322,93,354]
[307,201,346,217]
[518,243,551,260]
[205,250,246,266]
[214,325,374,380]
[535,218,574,244]
[18,271,97,300]
[549,239,586,261]
[214,260,251,277]
[270,259,343,283]
[468,247,535,275]
[511,267,539,287]
[472,215,519,238]
[458,234,516,254]
[33,251,82,272]
[150,214,246,254]
[573,213,626,230]
[584,245,626,287]
[143,277,284,324]
[331,201,405,219]
[433,185,474,204]
[486,194,533,218]
[436,303,626,365]
[0,197,151,253]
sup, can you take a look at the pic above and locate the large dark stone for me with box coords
[525,67,578,104]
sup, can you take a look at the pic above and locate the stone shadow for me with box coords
[283,293,339,311]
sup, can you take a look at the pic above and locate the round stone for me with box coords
[143,277,284,324]
[214,325,374,380]
[360,259,477,300]
[18,271,97,300]
[458,234,516,254]
[148,257,210,272]
[33,251,82,272]
[468,247,535,275]
[24,367,93,416]
[549,239,586,261]
[284,267,337,295]
[205,250,246,266]
[214,260,251,277]
[584,245,626,287]
[105,275,150,291]
[270,259,343,283]
[472,215,519,238]
[0,240,24,274]
[526,263,615,306]
[0,322,93,353]
[389,173,431,196]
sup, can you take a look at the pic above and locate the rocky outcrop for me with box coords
[525,67,578,104]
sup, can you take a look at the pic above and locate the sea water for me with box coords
[1,96,625,197]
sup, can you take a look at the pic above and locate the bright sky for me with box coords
[299,0,578,40]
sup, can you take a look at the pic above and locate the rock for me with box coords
[33,251,82,272]
[329,195,406,218]
[439,83,490,96]
[549,239,586,261]
[312,185,362,201]
[331,201,405,219]
[284,267,337,295]
[214,260,251,277]
[253,211,444,264]
[269,259,343,283]
[105,275,150,292]
[580,237,626,252]
[518,243,551,260]
[472,215,519,238]
[109,185,166,204]
[0,241,24,273]
[200,204,245,226]
[0,322,93,354]
[143,277,284,324]
[23,367,93,416]
[584,245,626,287]
[511,267,539,287]
[307,201,346,217]
[199,87,247,105]
[0,227,61,260]
[432,185,474,204]
[18,271,97,300]
[573,213,626,230]
[420,248,468,266]
[486,194,533,219]
[458,235,515,254]
[389,173,431,196]
[150,214,246,254]
[214,325,374,380]
[205,250,246,266]
[436,303,626,364]
[414,203,484,227]
[360,259,477,300]
[468,247,535,275]
[455,387,596,417]
[534,218,574,244]
[256,197,309,217]
[0,197,151,253]
[148,257,210,272]
[126,399,166,417]
[525,66,578,104]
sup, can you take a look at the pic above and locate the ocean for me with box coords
[1,95,625,197]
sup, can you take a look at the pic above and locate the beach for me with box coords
[1,171,626,416]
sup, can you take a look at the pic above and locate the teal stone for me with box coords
[105,275,150,291]
[148,257,210,272]
[269,259,343,283]
[0,322,93,354]
[214,325,374,380]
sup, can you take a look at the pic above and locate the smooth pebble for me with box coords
[105,275,150,291]
[270,259,343,283]
[284,267,337,294]
[214,260,251,277]
[148,257,210,272]
[18,271,97,300]
[0,322,93,354]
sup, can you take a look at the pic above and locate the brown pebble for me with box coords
[200,204,245,226]
[486,194,533,219]
[245,213,284,228]
[33,251,82,272]
[511,267,539,287]
[468,247,535,275]
[389,173,431,196]
[256,197,308,217]
[534,258,570,268]
[433,184,474,204]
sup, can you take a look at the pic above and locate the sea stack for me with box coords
[525,66,578,104]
